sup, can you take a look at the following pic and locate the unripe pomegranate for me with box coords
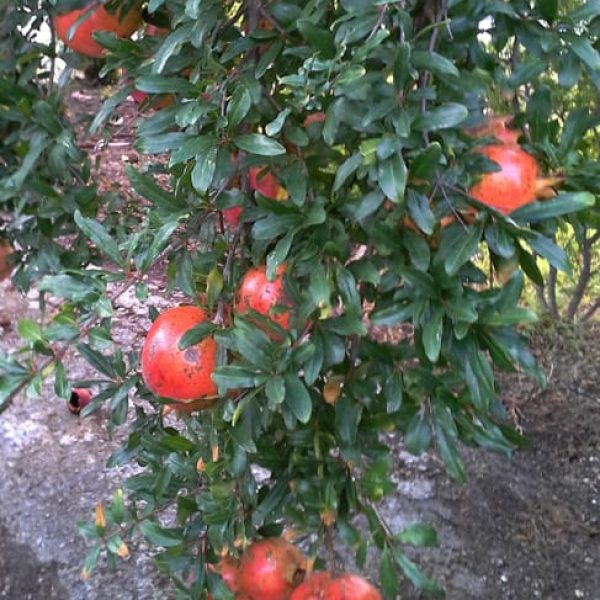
[141,306,218,402]
[54,2,142,58]
[239,538,306,600]
[236,264,292,331]
[290,572,382,600]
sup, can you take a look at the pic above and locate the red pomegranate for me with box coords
[239,538,306,600]
[290,572,382,600]
[468,144,541,214]
[141,306,218,402]
[67,388,93,415]
[54,2,142,58]
[236,264,291,331]
[249,167,288,201]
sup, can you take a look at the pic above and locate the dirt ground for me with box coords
[0,81,599,599]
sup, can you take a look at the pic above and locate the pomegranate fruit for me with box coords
[236,264,292,331]
[141,306,218,402]
[249,167,288,201]
[290,572,382,600]
[67,388,93,415]
[468,144,540,214]
[239,538,306,600]
[54,2,142,58]
[222,164,287,227]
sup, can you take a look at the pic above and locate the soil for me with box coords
[0,81,599,599]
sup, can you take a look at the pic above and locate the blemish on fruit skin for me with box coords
[183,347,199,363]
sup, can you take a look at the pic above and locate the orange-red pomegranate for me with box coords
[249,167,288,201]
[468,144,540,214]
[239,538,306,600]
[54,2,142,58]
[222,166,287,227]
[141,306,218,402]
[236,264,291,330]
[67,388,93,415]
[290,572,382,600]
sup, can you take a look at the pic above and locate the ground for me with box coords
[0,81,599,599]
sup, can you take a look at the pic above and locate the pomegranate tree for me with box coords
[1,1,598,599]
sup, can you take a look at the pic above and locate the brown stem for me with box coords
[547,265,559,320]
[566,230,593,322]
[581,298,600,322]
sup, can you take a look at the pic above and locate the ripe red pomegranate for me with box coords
[236,264,291,331]
[468,144,541,214]
[141,306,218,402]
[290,572,382,600]
[239,538,306,600]
[54,2,142,58]
[222,164,287,227]
[249,167,288,201]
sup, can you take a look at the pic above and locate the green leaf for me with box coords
[74,210,124,267]
[510,192,594,223]
[380,546,399,599]
[528,233,571,273]
[412,50,459,77]
[440,223,483,276]
[139,521,183,548]
[392,549,444,599]
[405,411,432,455]
[265,109,291,137]
[334,153,363,192]
[213,366,260,390]
[266,376,285,407]
[434,422,466,482]
[234,134,286,156]
[422,305,444,363]
[571,36,600,71]
[17,319,44,343]
[397,523,438,547]
[227,86,252,129]
[406,190,435,235]
[414,103,468,131]
[296,19,336,58]
[191,145,218,194]
[378,154,407,204]
[178,323,215,350]
[284,374,312,424]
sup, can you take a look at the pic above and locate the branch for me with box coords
[547,265,559,320]
[581,298,600,322]
[566,229,594,322]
